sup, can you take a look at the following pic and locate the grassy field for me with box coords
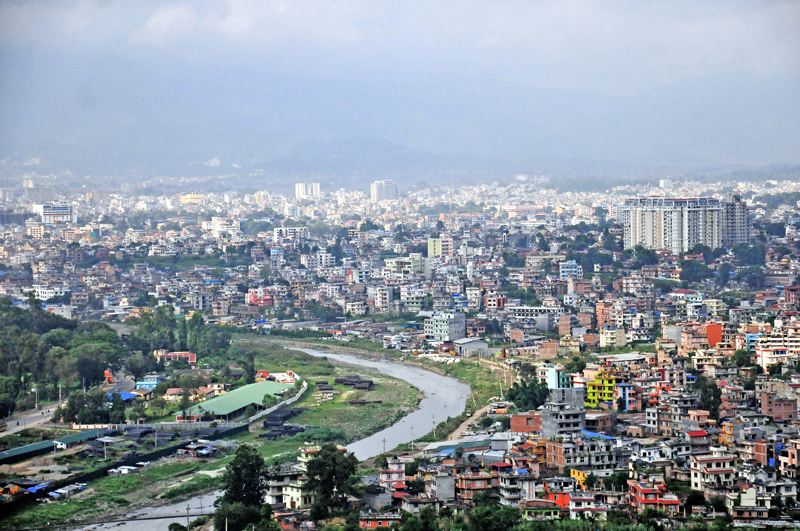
[229,337,342,375]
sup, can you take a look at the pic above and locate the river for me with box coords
[296,347,471,460]
[75,347,469,530]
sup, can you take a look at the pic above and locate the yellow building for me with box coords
[584,371,617,408]
[179,193,205,204]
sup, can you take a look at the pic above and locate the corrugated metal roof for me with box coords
[0,440,54,460]
[184,380,293,417]
[55,429,104,445]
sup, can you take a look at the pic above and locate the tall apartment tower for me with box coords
[720,193,749,247]
[620,197,722,254]
[294,183,320,201]
[370,180,399,202]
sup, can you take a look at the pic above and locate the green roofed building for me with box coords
[177,380,294,421]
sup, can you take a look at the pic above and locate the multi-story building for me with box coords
[627,478,680,515]
[689,447,736,498]
[540,388,586,440]
[455,470,498,502]
[294,182,321,200]
[370,180,399,202]
[620,197,722,254]
[720,193,750,246]
[559,260,583,280]
[33,202,77,224]
[423,311,466,341]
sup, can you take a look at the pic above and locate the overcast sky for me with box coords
[1,1,799,177]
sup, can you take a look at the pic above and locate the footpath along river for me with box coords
[76,348,469,530]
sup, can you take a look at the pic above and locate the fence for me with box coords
[247,379,308,424]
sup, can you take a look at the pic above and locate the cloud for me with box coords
[135,4,199,46]
[204,157,220,167]
[23,157,40,166]
[232,163,242,168]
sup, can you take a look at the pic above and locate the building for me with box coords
[428,235,454,257]
[33,202,77,224]
[274,226,310,241]
[559,260,583,280]
[541,388,586,440]
[720,193,749,247]
[370,180,399,202]
[689,447,736,498]
[295,183,321,200]
[423,312,466,341]
[627,478,680,515]
[620,197,722,254]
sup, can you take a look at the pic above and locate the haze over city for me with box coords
[1,1,799,185]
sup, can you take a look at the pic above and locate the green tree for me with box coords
[304,443,361,518]
[109,392,126,424]
[694,374,722,420]
[220,444,268,507]
[213,502,262,531]
[732,349,753,367]
[584,472,599,490]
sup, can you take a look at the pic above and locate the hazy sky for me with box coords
[1,1,799,177]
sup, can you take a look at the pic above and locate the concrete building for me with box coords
[423,311,466,341]
[720,193,750,247]
[541,388,586,440]
[370,180,399,202]
[620,197,722,254]
[33,202,77,224]
[294,182,321,200]
[559,260,583,280]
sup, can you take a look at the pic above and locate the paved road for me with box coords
[3,407,55,435]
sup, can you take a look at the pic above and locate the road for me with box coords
[447,405,490,440]
[4,407,54,435]
[3,373,133,436]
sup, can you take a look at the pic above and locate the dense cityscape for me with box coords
[2,1,798,530]
[0,172,799,531]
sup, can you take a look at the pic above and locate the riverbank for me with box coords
[268,338,505,407]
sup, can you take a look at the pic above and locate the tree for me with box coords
[584,472,598,490]
[565,356,587,374]
[220,444,268,507]
[304,443,360,517]
[716,263,733,288]
[213,502,262,531]
[109,392,126,424]
[694,375,722,420]
[732,349,753,367]
[506,379,550,411]
[124,352,151,384]
[680,260,713,283]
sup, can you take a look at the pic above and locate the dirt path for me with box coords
[447,405,489,440]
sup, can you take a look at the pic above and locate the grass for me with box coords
[291,376,419,444]
[229,338,341,375]
[409,357,502,407]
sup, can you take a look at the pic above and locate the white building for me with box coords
[620,197,722,254]
[294,183,321,201]
[370,180,399,202]
[559,260,583,280]
[33,202,77,224]
[423,311,466,342]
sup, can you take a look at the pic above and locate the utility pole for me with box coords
[432,415,436,439]
[186,506,190,528]
[382,438,386,454]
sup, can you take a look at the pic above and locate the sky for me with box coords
[0,1,798,181]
